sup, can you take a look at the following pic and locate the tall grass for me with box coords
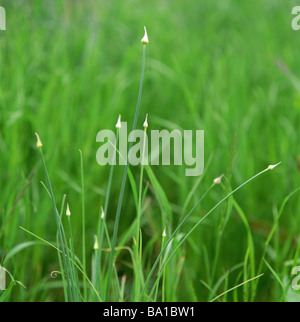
[0,0,299,302]
[23,37,281,302]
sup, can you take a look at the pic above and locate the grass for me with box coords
[0,0,300,302]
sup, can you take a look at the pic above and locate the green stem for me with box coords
[95,130,119,300]
[134,126,147,300]
[79,150,87,301]
[39,148,76,301]
[105,45,147,301]
[67,214,81,301]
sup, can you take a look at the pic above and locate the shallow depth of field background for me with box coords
[0,0,299,301]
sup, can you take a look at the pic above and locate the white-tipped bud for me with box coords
[267,162,281,170]
[35,132,43,148]
[143,113,148,129]
[162,227,166,238]
[116,115,121,129]
[141,26,149,44]
[213,174,224,185]
[93,235,99,250]
[100,206,105,220]
[66,203,71,216]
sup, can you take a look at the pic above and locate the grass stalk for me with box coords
[210,273,264,302]
[105,44,147,301]
[37,141,77,301]
[66,203,81,302]
[95,129,119,299]
[134,119,148,300]
[79,150,87,300]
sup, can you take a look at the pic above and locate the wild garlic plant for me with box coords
[28,27,282,302]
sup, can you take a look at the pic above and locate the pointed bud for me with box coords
[143,113,148,129]
[141,26,149,44]
[35,132,43,148]
[267,162,281,170]
[162,227,166,238]
[93,235,99,250]
[100,206,105,220]
[213,174,224,185]
[116,115,121,129]
[66,203,71,216]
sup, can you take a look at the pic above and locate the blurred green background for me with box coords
[0,0,299,301]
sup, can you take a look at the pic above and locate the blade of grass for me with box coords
[65,202,81,302]
[134,122,148,301]
[79,149,87,301]
[263,258,286,301]
[36,140,76,301]
[95,128,119,300]
[210,273,264,302]
[255,187,300,293]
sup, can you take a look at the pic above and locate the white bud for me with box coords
[162,227,166,238]
[213,174,224,185]
[101,206,105,220]
[267,162,281,170]
[94,235,99,250]
[66,203,71,216]
[143,113,148,129]
[116,115,121,129]
[35,132,43,148]
[141,26,149,44]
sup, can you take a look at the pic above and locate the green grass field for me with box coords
[0,0,300,302]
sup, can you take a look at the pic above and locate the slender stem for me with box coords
[95,130,119,299]
[67,215,81,301]
[105,45,147,301]
[39,148,76,301]
[79,150,87,300]
[134,127,147,300]
[161,234,166,301]
[210,273,264,302]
